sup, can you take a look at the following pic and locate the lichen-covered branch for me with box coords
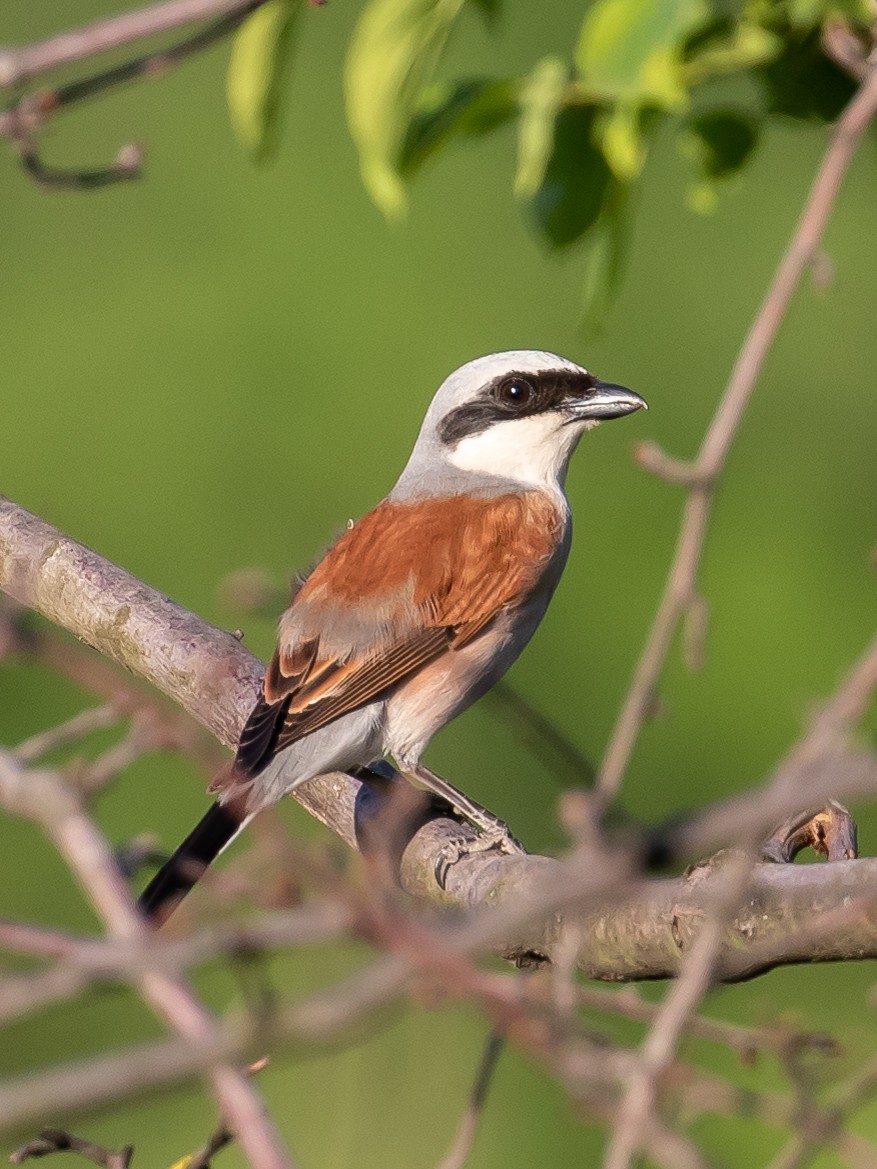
[2,494,877,986]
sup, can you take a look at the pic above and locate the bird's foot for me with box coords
[434,820,525,890]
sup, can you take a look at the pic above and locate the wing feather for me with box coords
[229,492,562,780]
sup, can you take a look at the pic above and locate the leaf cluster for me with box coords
[210,1,872,313]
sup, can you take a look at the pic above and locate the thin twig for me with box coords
[0,3,266,190]
[27,617,228,779]
[829,1054,877,1123]
[633,442,710,488]
[0,0,266,89]
[75,722,157,795]
[823,19,870,81]
[186,1059,271,1169]
[762,1051,877,1169]
[772,630,877,787]
[603,630,877,1163]
[10,1129,133,1169]
[0,900,350,1027]
[597,55,877,803]
[602,854,753,1169]
[486,680,596,786]
[765,1133,820,1169]
[661,631,877,861]
[0,850,872,1141]
[574,983,814,1062]
[16,143,143,190]
[0,751,297,1169]
[435,1032,504,1169]
[187,1124,234,1169]
[839,1134,877,1169]
[14,705,119,764]
[604,632,877,1165]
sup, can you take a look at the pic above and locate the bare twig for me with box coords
[602,854,753,1169]
[0,0,266,88]
[597,56,877,803]
[660,629,877,861]
[633,442,710,488]
[0,844,872,1141]
[772,630,877,785]
[186,1058,271,1169]
[0,496,262,753]
[16,143,143,191]
[486,680,595,785]
[0,751,297,1169]
[603,627,877,1163]
[0,597,227,778]
[0,2,269,188]
[0,901,351,1028]
[187,1123,234,1169]
[14,705,119,763]
[75,722,158,795]
[602,623,877,1162]
[10,1129,133,1169]
[762,801,858,863]
[575,983,834,1065]
[823,19,871,81]
[435,1032,504,1169]
[841,1134,877,1169]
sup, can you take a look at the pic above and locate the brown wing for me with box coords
[231,492,562,778]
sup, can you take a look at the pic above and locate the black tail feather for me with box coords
[138,802,242,926]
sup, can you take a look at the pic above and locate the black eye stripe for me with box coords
[438,369,597,447]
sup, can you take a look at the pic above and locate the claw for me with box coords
[434,826,525,889]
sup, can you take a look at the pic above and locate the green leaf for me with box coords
[344,0,469,219]
[757,25,857,122]
[681,109,759,179]
[596,101,646,179]
[581,180,629,328]
[786,0,872,27]
[526,104,612,250]
[399,77,516,177]
[575,0,710,108]
[514,57,568,198]
[683,19,782,82]
[469,0,502,20]
[678,109,759,215]
[227,0,303,162]
[575,0,711,182]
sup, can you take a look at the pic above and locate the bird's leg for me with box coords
[394,762,525,885]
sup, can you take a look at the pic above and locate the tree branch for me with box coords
[2,493,877,982]
[11,1129,132,1169]
[2,846,875,1135]
[0,0,265,88]
[597,50,877,802]
[0,1,272,189]
[0,749,297,1169]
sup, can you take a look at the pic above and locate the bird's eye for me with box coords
[496,376,535,409]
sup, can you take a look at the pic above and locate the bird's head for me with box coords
[392,350,647,498]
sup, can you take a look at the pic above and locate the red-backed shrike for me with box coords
[139,351,646,922]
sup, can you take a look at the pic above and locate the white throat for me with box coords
[446,413,595,491]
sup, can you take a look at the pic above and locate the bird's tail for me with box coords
[137,801,247,926]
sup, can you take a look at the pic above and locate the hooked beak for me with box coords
[566,380,648,422]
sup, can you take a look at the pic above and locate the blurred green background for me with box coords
[1,2,876,1166]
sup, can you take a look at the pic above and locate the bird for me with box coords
[138,350,646,924]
